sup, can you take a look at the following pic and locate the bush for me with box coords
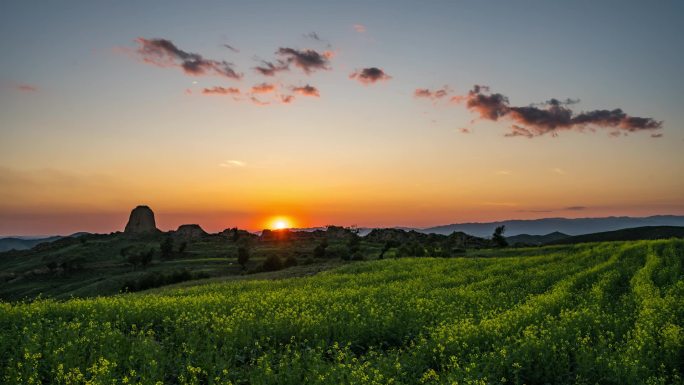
[313,240,328,258]
[237,246,250,269]
[160,237,174,259]
[283,255,298,267]
[122,269,197,292]
[262,255,283,272]
[350,252,365,261]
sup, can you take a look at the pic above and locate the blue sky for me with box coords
[1,0,682,234]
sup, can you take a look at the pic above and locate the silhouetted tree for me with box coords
[379,240,398,259]
[283,255,298,267]
[313,239,328,258]
[160,237,174,259]
[262,255,283,272]
[178,241,187,254]
[237,246,250,269]
[347,233,361,254]
[493,225,508,248]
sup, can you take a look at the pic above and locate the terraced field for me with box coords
[1,240,682,384]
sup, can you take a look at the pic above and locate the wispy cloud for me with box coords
[202,86,240,95]
[451,85,662,138]
[414,87,451,100]
[349,67,391,85]
[563,206,587,211]
[222,43,239,53]
[276,47,332,74]
[133,38,242,79]
[552,168,566,175]
[220,160,246,168]
[292,84,320,97]
[14,84,38,92]
[253,60,289,76]
[250,83,276,94]
[353,24,367,33]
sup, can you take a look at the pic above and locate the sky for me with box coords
[1,0,683,235]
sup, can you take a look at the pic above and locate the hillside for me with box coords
[506,231,570,246]
[2,240,681,384]
[547,225,684,245]
[0,226,493,301]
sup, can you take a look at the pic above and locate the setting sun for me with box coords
[268,216,293,230]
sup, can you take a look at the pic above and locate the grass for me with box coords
[1,239,682,384]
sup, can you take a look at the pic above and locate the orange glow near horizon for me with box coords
[266,216,294,230]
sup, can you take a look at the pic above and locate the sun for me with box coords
[268,216,293,230]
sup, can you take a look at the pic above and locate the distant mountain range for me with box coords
[421,215,684,237]
[0,232,88,252]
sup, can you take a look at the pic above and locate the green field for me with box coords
[1,240,683,384]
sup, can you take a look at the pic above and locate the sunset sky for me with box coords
[1,1,683,235]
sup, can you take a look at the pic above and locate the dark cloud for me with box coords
[292,84,320,97]
[304,32,322,41]
[281,95,295,104]
[349,67,391,85]
[253,60,289,76]
[135,38,242,79]
[276,47,332,74]
[414,87,450,99]
[453,85,662,138]
[563,206,587,211]
[250,83,276,94]
[530,98,580,107]
[222,44,239,53]
[202,86,240,95]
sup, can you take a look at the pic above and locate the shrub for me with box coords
[262,255,283,272]
[283,255,298,267]
[237,246,250,269]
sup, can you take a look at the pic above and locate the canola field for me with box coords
[1,240,682,384]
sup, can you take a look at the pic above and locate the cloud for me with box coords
[14,84,38,92]
[414,87,450,99]
[458,127,471,134]
[353,24,367,33]
[201,86,240,95]
[220,160,246,168]
[276,47,332,74]
[250,83,276,94]
[292,84,320,97]
[281,95,295,104]
[250,96,270,106]
[304,32,322,41]
[563,206,587,211]
[253,60,289,76]
[349,67,391,85]
[651,133,663,138]
[222,43,239,53]
[496,170,512,176]
[134,38,242,79]
[552,168,566,175]
[452,85,663,138]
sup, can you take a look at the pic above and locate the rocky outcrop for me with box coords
[173,224,208,240]
[124,205,158,234]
